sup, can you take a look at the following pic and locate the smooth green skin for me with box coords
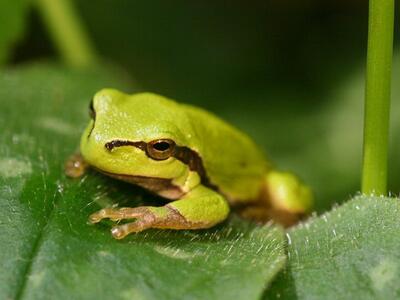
[80,89,313,231]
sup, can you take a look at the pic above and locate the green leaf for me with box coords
[0,63,286,300]
[265,196,400,299]
[0,0,30,65]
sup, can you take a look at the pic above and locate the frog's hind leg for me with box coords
[89,185,230,239]
[238,170,313,227]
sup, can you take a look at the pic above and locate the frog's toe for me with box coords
[89,207,149,224]
[89,208,108,223]
[65,153,88,178]
[110,226,126,239]
[111,215,156,239]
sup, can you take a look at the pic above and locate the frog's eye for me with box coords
[146,139,176,160]
[89,98,96,119]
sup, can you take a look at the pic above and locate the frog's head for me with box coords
[80,89,196,185]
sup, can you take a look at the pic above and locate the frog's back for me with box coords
[180,103,269,203]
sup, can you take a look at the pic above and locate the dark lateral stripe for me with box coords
[105,140,146,151]
[104,139,218,191]
[173,145,217,190]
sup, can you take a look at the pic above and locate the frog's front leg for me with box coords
[65,152,89,178]
[89,185,230,239]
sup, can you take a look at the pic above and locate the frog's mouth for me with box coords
[94,168,184,200]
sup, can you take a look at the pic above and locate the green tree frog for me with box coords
[66,89,313,239]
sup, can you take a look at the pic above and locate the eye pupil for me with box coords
[153,142,170,151]
[147,139,176,160]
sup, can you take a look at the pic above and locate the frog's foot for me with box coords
[89,205,192,239]
[65,153,88,178]
[110,208,183,239]
[109,207,164,239]
[89,207,151,223]
[89,185,230,239]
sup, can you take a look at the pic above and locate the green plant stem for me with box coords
[35,0,98,68]
[362,0,394,195]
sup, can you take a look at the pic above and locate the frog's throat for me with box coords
[97,169,185,200]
